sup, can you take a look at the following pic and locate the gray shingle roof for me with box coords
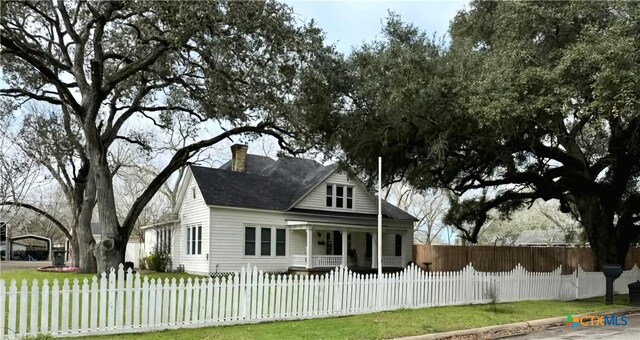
[189,157,416,221]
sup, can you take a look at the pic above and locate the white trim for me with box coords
[173,166,193,215]
[286,220,409,233]
[324,183,355,210]
[140,219,180,230]
[242,225,289,259]
[208,204,415,223]
[185,224,202,255]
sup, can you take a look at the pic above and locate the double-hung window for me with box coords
[395,234,402,257]
[261,228,271,256]
[276,229,286,256]
[245,226,287,256]
[325,184,354,209]
[155,228,171,253]
[186,224,202,255]
[245,227,256,256]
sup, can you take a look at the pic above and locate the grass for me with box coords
[1,268,204,335]
[0,268,203,285]
[76,295,632,340]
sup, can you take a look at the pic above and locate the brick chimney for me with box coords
[230,144,248,172]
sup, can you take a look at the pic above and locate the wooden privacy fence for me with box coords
[1,263,639,339]
[414,245,640,273]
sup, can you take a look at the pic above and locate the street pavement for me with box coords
[0,260,50,271]
[512,313,640,339]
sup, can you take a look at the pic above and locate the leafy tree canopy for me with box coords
[1,0,338,272]
[326,1,640,268]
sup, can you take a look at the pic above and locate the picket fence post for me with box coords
[2,262,639,340]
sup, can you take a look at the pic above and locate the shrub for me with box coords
[138,257,147,270]
[21,335,54,340]
[147,247,171,272]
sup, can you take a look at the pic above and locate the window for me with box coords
[197,225,202,254]
[246,226,287,257]
[395,234,402,257]
[365,233,372,259]
[325,184,354,209]
[186,225,202,255]
[276,229,286,256]
[191,227,196,254]
[186,227,191,254]
[191,187,196,199]
[156,228,171,253]
[245,227,256,256]
[260,227,271,256]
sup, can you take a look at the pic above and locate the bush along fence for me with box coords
[1,264,639,339]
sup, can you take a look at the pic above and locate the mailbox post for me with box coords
[602,264,623,305]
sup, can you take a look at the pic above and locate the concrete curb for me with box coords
[396,307,640,340]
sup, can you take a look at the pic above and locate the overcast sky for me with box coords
[281,0,469,54]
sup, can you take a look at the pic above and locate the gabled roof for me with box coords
[189,155,417,221]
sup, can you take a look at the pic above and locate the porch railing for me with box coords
[292,255,307,267]
[291,255,343,267]
[382,256,404,268]
[313,255,343,267]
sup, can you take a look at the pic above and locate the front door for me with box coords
[326,231,343,255]
[333,231,342,255]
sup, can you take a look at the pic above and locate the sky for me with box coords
[281,0,469,54]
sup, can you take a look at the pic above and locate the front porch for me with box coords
[287,221,408,271]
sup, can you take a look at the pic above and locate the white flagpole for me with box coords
[377,156,382,277]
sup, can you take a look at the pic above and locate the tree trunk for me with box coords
[86,131,128,274]
[67,233,80,267]
[76,217,97,273]
[576,196,621,270]
[76,171,97,273]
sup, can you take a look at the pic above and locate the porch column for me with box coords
[371,232,378,269]
[306,227,313,269]
[341,230,348,267]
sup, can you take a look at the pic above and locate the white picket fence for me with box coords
[1,263,639,339]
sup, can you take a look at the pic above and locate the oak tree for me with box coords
[1,0,336,272]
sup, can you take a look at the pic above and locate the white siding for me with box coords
[124,242,144,265]
[381,230,412,264]
[173,175,210,275]
[295,171,377,214]
[143,229,155,256]
[207,206,414,272]
[209,208,293,273]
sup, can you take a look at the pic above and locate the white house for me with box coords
[144,145,417,275]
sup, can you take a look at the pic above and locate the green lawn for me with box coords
[77,295,631,340]
[0,268,202,285]
[1,268,204,335]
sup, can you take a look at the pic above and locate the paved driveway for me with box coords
[513,313,640,339]
[0,260,50,271]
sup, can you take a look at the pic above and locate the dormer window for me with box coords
[326,184,354,209]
